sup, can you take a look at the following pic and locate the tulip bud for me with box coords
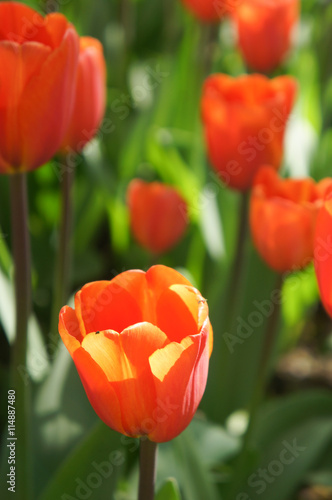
[232,0,300,73]
[180,0,232,22]
[201,73,297,191]
[314,192,332,318]
[250,166,332,272]
[127,179,188,254]
[0,2,80,174]
[60,37,107,153]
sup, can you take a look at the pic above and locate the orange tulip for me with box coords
[314,193,332,318]
[0,2,79,174]
[59,265,213,442]
[250,166,332,273]
[201,74,297,191]
[232,0,299,73]
[180,0,230,22]
[127,179,188,254]
[60,37,106,153]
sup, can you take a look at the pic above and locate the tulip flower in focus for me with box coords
[180,0,226,22]
[250,166,332,273]
[127,179,188,254]
[314,193,332,318]
[201,74,297,191]
[60,37,106,153]
[59,265,212,442]
[0,2,79,174]
[232,0,299,73]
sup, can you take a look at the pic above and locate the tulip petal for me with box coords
[61,36,106,152]
[18,25,79,170]
[146,265,191,299]
[149,319,210,442]
[0,41,51,170]
[74,281,111,336]
[156,285,208,342]
[75,278,144,336]
[44,13,71,49]
[72,347,125,435]
[0,2,52,45]
[58,306,83,355]
[314,196,332,317]
[82,324,167,436]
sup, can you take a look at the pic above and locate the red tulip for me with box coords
[127,179,188,254]
[201,74,297,191]
[314,193,332,318]
[232,0,299,73]
[59,265,213,442]
[250,166,332,273]
[180,0,230,22]
[60,37,106,153]
[0,2,79,174]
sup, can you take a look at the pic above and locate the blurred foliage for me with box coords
[1,0,332,499]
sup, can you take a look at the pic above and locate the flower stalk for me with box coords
[51,160,74,338]
[138,439,158,500]
[9,172,32,500]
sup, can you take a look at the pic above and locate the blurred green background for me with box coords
[1,0,332,499]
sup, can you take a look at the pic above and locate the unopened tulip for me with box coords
[59,265,213,442]
[201,74,297,191]
[60,37,106,153]
[180,0,229,22]
[250,166,332,272]
[232,0,299,73]
[0,2,79,174]
[314,193,332,318]
[127,179,188,254]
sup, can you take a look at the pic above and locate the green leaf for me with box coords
[253,390,332,448]
[38,422,126,500]
[225,391,332,500]
[240,418,332,500]
[0,227,11,276]
[0,267,50,383]
[170,425,220,500]
[156,478,181,500]
[189,417,240,467]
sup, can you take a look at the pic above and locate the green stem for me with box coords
[50,161,74,340]
[138,439,158,500]
[226,273,283,499]
[225,190,250,325]
[199,22,219,77]
[9,172,32,500]
[214,191,250,422]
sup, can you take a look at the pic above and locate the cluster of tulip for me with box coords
[181,0,300,73]
[1,5,212,499]
[2,1,332,499]
[0,2,106,172]
[180,0,332,300]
